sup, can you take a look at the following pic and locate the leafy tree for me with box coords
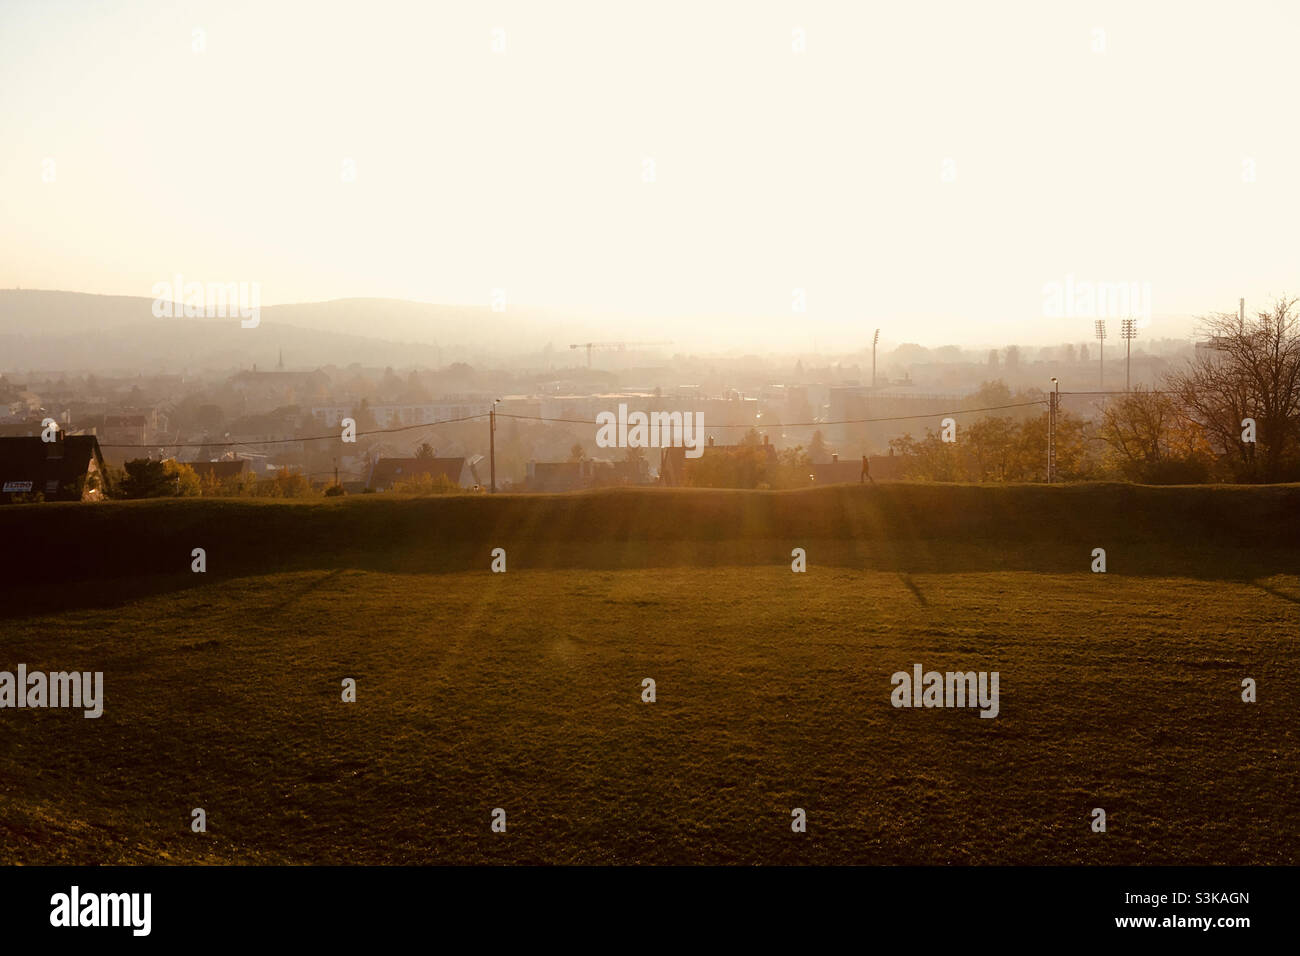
[888,410,1099,482]
[118,459,200,498]
[171,462,201,497]
[889,431,962,481]
[685,444,764,488]
[215,471,258,496]
[119,459,169,498]
[966,416,1018,481]
[808,429,830,463]
[971,379,1014,406]
[772,445,813,488]
[265,469,316,498]
[1099,386,1213,483]
[199,469,223,497]
[391,472,461,495]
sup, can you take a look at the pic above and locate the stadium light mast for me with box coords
[872,329,880,388]
[1120,318,1137,391]
[1094,319,1107,389]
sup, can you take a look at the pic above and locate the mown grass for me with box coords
[0,485,1296,863]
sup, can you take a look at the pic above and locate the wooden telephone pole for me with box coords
[1048,378,1058,482]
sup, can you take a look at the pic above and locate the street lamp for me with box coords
[489,398,501,493]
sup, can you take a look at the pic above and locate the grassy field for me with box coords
[1,484,1297,864]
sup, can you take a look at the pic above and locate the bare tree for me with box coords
[1167,297,1300,481]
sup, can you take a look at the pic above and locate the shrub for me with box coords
[390,472,462,495]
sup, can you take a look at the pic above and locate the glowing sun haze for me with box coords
[2,0,1298,349]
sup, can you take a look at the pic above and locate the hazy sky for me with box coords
[3,0,1299,349]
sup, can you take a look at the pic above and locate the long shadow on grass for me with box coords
[3,482,1297,622]
[0,574,210,624]
[897,573,930,606]
[0,539,1294,624]
[1252,579,1300,606]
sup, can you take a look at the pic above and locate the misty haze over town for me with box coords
[0,284,1247,495]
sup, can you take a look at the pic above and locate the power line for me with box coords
[96,412,490,448]
[497,400,1047,428]
[1058,390,1171,396]
[96,399,1058,450]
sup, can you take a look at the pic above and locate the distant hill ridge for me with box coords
[0,289,583,370]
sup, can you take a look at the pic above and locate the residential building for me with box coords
[0,433,109,503]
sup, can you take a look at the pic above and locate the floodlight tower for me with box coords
[1094,319,1107,389]
[872,329,880,388]
[1120,318,1138,391]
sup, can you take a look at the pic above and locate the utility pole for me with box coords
[1048,377,1058,483]
[1239,297,1245,332]
[1094,319,1107,389]
[489,400,499,493]
[872,329,880,388]
[1120,318,1137,391]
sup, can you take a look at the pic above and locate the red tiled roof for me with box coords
[810,460,863,485]
[190,460,248,481]
[369,457,464,490]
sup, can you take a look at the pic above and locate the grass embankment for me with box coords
[2,482,1298,585]
[0,484,1296,864]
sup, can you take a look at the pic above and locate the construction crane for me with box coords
[568,340,673,367]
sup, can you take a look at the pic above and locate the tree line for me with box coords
[891,297,1300,483]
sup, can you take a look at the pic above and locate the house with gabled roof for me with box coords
[658,435,779,487]
[0,433,109,503]
[368,456,470,491]
[188,459,249,484]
